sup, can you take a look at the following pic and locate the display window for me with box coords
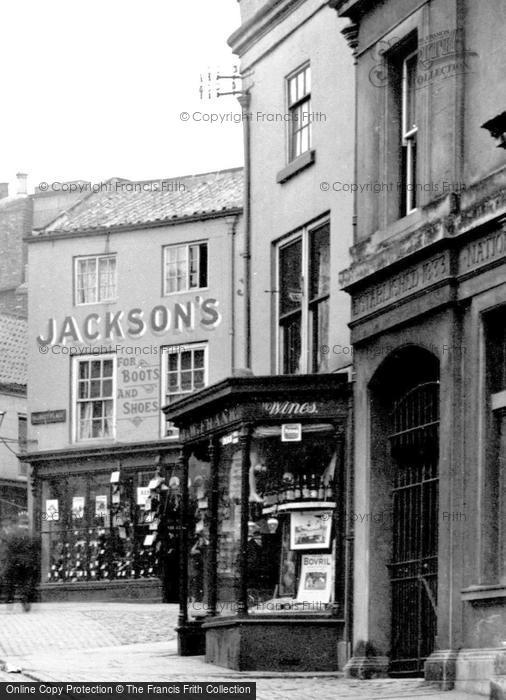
[182,424,341,617]
[246,425,338,613]
[41,470,164,584]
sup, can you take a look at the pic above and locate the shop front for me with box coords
[26,442,181,602]
[163,374,352,672]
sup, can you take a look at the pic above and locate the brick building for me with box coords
[0,313,28,527]
[0,175,31,318]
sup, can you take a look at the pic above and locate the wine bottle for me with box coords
[286,475,294,501]
[302,474,310,500]
[325,481,334,500]
[318,475,325,500]
[294,474,302,500]
[309,474,318,499]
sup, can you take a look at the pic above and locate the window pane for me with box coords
[181,371,192,391]
[181,351,192,371]
[194,350,205,368]
[282,314,302,375]
[90,380,101,398]
[79,362,89,379]
[91,361,101,379]
[165,245,188,293]
[103,360,113,377]
[289,75,298,105]
[98,257,116,301]
[194,370,205,388]
[189,245,199,289]
[279,239,302,316]
[310,224,330,300]
[297,71,304,99]
[304,66,311,93]
[168,373,179,390]
[405,53,417,133]
[300,124,310,155]
[199,244,208,288]
[312,299,330,373]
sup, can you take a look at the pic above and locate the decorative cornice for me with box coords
[340,22,359,59]
[340,166,506,291]
[329,0,374,20]
[229,0,320,57]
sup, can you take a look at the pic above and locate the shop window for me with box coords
[73,355,116,441]
[161,344,208,439]
[278,221,330,374]
[75,254,117,305]
[163,242,208,295]
[184,425,341,613]
[41,470,166,585]
[287,63,311,161]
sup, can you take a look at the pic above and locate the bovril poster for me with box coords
[297,554,333,603]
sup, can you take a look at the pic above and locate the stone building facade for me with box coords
[334,0,506,692]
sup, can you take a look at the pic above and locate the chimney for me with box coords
[0,182,8,199]
[16,172,28,196]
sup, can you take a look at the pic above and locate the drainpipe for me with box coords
[340,22,360,239]
[227,214,240,375]
[237,91,251,370]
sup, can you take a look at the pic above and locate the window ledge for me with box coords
[276,150,316,184]
[461,584,506,601]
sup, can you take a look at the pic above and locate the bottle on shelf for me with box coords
[301,474,310,500]
[325,481,334,501]
[318,475,325,500]
[294,474,302,500]
[309,474,318,499]
[285,473,295,501]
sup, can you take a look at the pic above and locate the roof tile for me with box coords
[40,167,243,235]
[0,314,27,389]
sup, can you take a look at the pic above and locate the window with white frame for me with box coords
[287,64,311,161]
[161,344,208,438]
[163,242,208,295]
[74,355,115,441]
[75,254,117,305]
[277,221,330,375]
[400,47,418,216]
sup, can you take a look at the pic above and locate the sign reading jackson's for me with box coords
[351,252,450,320]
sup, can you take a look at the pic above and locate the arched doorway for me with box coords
[388,380,439,675]
[370,346,440,676]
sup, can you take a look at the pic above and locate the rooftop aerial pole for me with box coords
[200,65,253,370]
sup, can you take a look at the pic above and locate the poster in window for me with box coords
[296,554,333,604]
[72,497,85,519]
[95,495,108,518]
[45,499,59,521]
[278,519,297,597]
[290,510,332,550]
[137,486,150,506]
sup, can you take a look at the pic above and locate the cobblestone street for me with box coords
[0,603,487,699]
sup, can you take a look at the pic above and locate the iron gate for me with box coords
[388,381,439,675]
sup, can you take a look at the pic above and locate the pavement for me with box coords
[0,602,490,699]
